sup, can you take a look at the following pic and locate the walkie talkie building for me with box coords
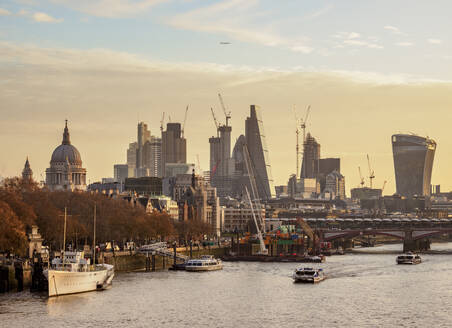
[392,134,436,197]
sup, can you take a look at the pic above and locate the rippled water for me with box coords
[2,243,452,327]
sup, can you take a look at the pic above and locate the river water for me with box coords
[2,243,452,327]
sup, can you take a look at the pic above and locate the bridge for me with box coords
[268,217,452,252]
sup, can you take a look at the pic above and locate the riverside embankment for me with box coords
[102,246,226,272]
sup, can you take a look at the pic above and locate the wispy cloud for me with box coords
[384,25,404,35]
[334,31,382,49]
[32,12,63,23]
[0,8,12,16]
[428,38,442,44]
[395,42,413,47]
[304,3,334,20]
[167,0,313,53]
[51,0,168,18]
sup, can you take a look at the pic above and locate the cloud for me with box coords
[167,0,313,53]
[304,3,334,20]
[51,0,169,18]
[384,25,403,35]
[395,42,413,47]
[428,38,442,44]
[348,32,360,39]
[32,12,63,23]
[0,8,12,16]
[343,39,383,49]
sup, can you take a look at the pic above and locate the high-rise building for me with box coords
[300,133,320,178]
[136,122,151,177]
[162,123,186,176]
[245,105,274,200]
[392,134,436,197]
[114,164,129,183]
[318,158,340,191]
[324,170,346,199]
[143,137,162,177]
[127,142,138,177]
[210,123,233,197]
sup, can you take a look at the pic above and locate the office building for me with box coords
[245,105,274,200]
[300,133,320,178]
[392,134,436,197]
[162,123,187,176]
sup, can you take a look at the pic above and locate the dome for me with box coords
[51,144,82,165]
[50,120,82,165]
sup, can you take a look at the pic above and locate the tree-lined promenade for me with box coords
[0,178,212,257]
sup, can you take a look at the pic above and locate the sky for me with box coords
[1,0,452,195]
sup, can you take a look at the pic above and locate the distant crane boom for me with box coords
[382,180,387,193]
[210,107,219,136]
[367,154,375,189]
[300,105,311,178]
[181,105,189,138]
[358,166,365,187]
[160,112,165,132]
[218,93,231,127]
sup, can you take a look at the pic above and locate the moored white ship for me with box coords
[44,251,114,297]
[185,255,223,271]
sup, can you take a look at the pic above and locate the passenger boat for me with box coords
[292,267,325,283]
[396,253,422,265]
[44,251,114,297]
[185,255,223,272]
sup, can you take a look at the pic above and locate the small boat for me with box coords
[292,267,325,283]
[44,251,114,297]
[396,253,422,265]
[185,255,223,272]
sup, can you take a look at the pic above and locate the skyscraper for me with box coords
[300,133,320,178]
[162,123,187,176]
[127,142,138,177]
[136,122,151,177]
[392,134,436,197]
[210,124,233,197]
[245,105,274,200]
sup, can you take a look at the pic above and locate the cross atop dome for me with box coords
[62,119,71,145]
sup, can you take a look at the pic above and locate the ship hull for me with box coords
[46,265,114,297]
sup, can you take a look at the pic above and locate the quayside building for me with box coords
[392,134,436,198]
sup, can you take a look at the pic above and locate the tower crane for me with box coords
[382,180,387,193]
[367,154,375,189]
[210,107,219,137]
[181,105,189,138]
[160,112,165,132]
[293,106,301,179]
[218,93,231,126]
[358,166,365,188]
[300,105,311,178]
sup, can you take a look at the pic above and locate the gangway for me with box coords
[138,242,189,262]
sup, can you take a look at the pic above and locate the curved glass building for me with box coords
[392,134,436,197]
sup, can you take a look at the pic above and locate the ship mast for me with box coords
[93,203,96,266]
[62,207,67,266]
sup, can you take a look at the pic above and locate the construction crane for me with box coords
[358,166,365,188]
[196,154,202,175]
[160,112,165,132]
[210,107,219,136]
[293,106,301,179]
[382,180,387,193]
[300,105,311,178]
[242,143,267,255]
[367,154,375,189]
[218,93,231,127]
[181,105,189,138]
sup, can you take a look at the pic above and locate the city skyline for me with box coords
[2,1,452,194]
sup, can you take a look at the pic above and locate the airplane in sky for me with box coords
[219,42,231,45]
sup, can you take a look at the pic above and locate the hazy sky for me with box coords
[1,0,452,194]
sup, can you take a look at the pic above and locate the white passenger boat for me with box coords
[185,255,223,272]
[44,251,114,297]
[396,253,422,265]
[292,267,325,283]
